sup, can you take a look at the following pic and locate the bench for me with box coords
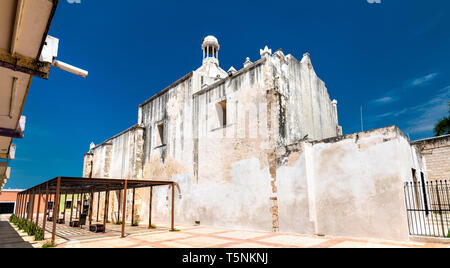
[89,224,105,233]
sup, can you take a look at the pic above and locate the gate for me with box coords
[404,180,450,238]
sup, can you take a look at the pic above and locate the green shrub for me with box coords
[17,218,26,230]
[132,220,139,227]
[148,224,157,229]
[42,242,56,248]
[447,229,450,238]
[9,215,44,241]
[114,221,122,225]
[34,228,44,241]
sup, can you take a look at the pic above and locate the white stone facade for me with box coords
[83,37,422,241]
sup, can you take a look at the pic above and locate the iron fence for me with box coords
[404,180,450,238]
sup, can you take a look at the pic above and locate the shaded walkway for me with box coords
[37,218,164,243]
[0,215,33,248]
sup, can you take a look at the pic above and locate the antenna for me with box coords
[360,106,364,132]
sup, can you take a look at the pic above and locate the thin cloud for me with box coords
[372,108,408,120]
[406,73,439,88]
[372,95,398,105]
[366,86,449,135]
[405,86,450,134]
[370,72,439,106]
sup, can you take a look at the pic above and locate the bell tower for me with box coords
[202,35,220,66]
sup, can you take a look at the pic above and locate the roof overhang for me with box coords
[19,177,175,194]
[0,0,58,160]
[0,162,12,191]
[0,0,58,78]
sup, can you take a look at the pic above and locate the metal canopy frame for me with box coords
[14,177,176,244]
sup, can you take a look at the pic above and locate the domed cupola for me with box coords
[202,35,220,65]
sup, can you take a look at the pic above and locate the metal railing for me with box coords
[404,180,450,238]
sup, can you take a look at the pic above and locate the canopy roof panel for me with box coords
[20,177,174,194]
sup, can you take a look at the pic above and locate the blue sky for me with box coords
[5,0,450,189]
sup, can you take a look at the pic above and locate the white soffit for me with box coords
[0,0,57,160]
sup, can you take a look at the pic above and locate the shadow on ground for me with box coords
[0,218,33,248]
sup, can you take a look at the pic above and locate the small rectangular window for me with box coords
[217,100,227,127]
[156,123,165,146]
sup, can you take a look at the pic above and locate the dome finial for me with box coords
[260,46,272,58]
[202,35,220,65]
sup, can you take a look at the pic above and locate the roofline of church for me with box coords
[193,58,267,97]
[89,124,145,152]
[139,72,194,108]
[138,55,268,108]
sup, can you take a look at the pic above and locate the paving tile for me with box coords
[225,242,276,248]
[159,241,190,248]
[132,232,193,242]
[215,230,269,240]
[64,238,137,248]
[185,227,229,234]
[330,241,406,248]
[162,236,232,248]
[259,235,328,248]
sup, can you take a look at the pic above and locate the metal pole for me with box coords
[121,181,128,238]
[36,187,42,225]
[103,189,109,233]
[42,183,49,239]
[131,188,135,225]
[16,193,21,216]
[360,105,364,132]
[171,183,175,231]
[75,193,79,218]
[23,192,26,218]
[105,190,110,224]
[22,193,26,218]
[117,190,122,222]
[28,190,33,220]
[70,191,75,223]
[89,188,94,226]
[51,178,61,244]
[49,193,53,220]
[148,187,153,228]
[16,193,20,216]
[80,192,85,228]
[62,193,67,223]
[24,192,29,219]
[420,172,429,216]
[22,192,27,218]
[436,181,446,237]
[96,191,100,222]
[24,191,29,218]
[14,193,19,215]
[31,189,36,222]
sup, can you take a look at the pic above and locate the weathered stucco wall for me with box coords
[276,126,412,241]
[147,158,274,231]
[412,135,450,181]
[269,52,340,144]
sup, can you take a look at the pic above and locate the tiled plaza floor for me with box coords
[1,215,448,248]
[56,225,450,248]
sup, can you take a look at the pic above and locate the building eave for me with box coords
[139,72,193,108]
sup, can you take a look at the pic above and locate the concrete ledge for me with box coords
[410,236,450,244]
